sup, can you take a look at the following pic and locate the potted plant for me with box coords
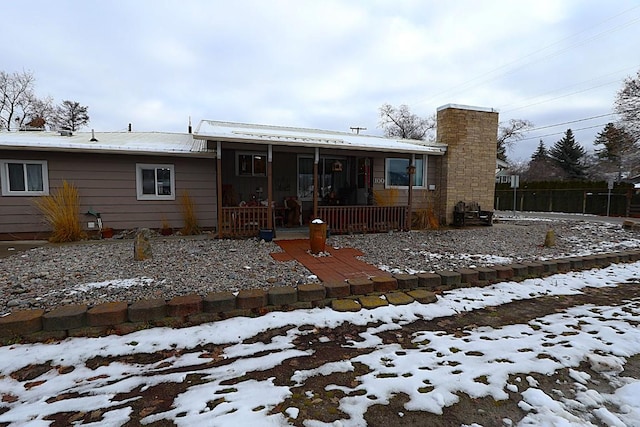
[101,227,114,239]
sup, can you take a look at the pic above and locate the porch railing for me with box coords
[318,205,407,234]
[220,205,408,238]
[220,206,269,238]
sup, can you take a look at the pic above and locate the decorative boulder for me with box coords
[134,228,153,261]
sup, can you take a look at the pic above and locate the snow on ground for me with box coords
[1,262,640,426]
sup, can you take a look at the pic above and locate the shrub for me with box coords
[180,190,201,235]
[373,188,399,206]
[34,180,86,242]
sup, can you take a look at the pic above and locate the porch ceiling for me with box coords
[194,120,447,155]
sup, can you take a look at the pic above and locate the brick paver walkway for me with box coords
[272,239,391,283]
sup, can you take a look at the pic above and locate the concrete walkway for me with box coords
[272,239,390,283]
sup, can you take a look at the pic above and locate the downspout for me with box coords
[313,147,319,219]
[267,144,273,230]
[216,141,223,237]
[407,154,415,231]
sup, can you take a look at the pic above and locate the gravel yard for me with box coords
[1,217,639,315]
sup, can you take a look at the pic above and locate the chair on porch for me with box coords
[285,197,302,227]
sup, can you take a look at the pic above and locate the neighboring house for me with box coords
[0,104,499,240]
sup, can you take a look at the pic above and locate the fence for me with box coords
[495,182,635,216]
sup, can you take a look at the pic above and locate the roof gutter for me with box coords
[193,134,447,155]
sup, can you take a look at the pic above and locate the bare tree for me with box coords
[378,103,435,140]
[0,70,36,130]
[54,100,90,131]
[614,69,640,140]
[22,95,55,129]
[497,119,534,162]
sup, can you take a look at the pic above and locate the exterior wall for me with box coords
[0,150,216,238]
[370,153,441,210]
[437,105,499,225]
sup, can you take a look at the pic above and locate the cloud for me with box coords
[1,0,638,159]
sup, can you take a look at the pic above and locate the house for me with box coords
[0,104,498,240]
[0,130,216,240]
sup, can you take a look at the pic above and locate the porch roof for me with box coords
[194,120,448,155]
[0,130,213,157]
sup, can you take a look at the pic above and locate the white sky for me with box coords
[2,0,639,161]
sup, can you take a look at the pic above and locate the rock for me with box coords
[7,299,26,307]
[133,228,153,261]
[544,229,556,247]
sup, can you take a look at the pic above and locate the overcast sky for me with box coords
[2,0,639,161]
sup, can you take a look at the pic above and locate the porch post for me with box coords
[216,141,223,237]
[407,155,415,231]
[267,144,273,229]
[313,147,319,219]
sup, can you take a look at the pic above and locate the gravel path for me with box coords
[1,217,639,315]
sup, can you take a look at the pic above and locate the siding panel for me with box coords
[0,151,217,235]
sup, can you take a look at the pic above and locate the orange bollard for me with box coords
[309,219,327,254]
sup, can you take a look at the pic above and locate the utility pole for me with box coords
[350,127,367,134]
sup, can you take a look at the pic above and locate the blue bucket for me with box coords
[259,229,274,242]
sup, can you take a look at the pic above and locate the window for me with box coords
[136,164,175,200]
[297,156,348,201]
[237,153,266,176]
[0,160,49,196]
[385,156,425,188]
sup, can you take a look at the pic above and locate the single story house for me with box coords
[0,104,498,240]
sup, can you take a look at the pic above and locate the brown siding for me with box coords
[0,150,216,236]
[370,153,442,210]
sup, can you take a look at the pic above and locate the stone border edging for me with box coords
[1,250,639,346]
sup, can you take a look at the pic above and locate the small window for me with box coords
[385,157,425,188]
[237,153,267,176]
[0,160,49,196]
[136,164,175,200]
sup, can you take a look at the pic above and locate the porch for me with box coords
[219,205,408,238]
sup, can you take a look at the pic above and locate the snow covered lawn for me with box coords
[1,262,640,426]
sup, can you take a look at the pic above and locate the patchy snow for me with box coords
[0,262,640,426]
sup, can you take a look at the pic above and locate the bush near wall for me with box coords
[495,181,635,216]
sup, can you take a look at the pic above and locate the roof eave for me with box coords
[0,144,216,158]
[194,134,447,155]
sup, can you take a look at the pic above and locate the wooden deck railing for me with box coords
[220,206,269,238]
[317,205,407,234]
[220,205,408,238]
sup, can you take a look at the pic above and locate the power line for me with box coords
[519,123,612,142]
[499,65,639,113]
[412,5,640,107]
[527,113,615,132]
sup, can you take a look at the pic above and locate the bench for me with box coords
[453,201,493,227]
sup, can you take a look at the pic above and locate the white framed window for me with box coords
[0,160,49,196]
[385,156,425,188]
[237,152,266,176]
[136,164,175,200]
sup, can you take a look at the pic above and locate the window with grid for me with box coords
[136,164,175,200]
[0,160,49,196]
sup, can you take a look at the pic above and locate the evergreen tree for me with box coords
[549,129,587,180]
[593,123,638,181]
[531,140,548,161]
[524,140,564,181]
